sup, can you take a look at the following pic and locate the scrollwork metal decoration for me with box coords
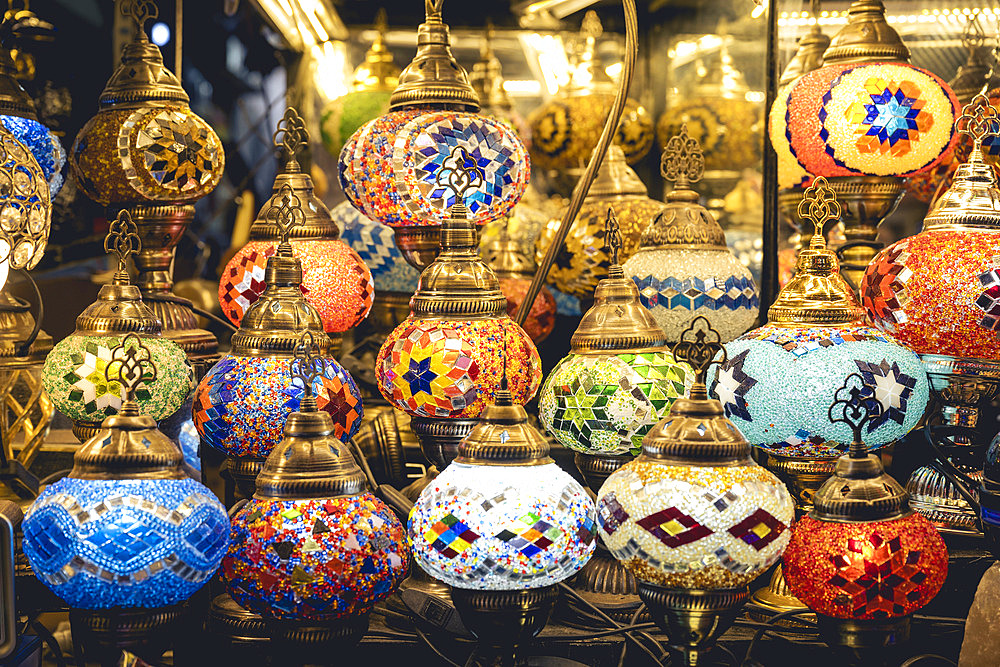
[424,0,444,21]
[104,209,141,282]
[672,315,726,387]
[956,93,1000,155]
[661,123,704,189]
[797,176,841,248]
[104,333,157,404]
[828,372,883,458]
[120,0,159,32]
[264,183,305,252]
[292,330,326,410]
[605,207,622,266]
[435,145,485,213]
[272,107,309,164]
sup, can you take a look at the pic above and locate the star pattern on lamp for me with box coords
[861,244,912,332]
[849,79,932,157]
[137,109,222,192]
[714,348,757,422]
[828,533,928,618]
[854,358,917,431]
[976,262,1000,331]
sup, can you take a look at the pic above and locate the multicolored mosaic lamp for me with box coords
[409,374,596,664]
[782,0,960,289]
[195,186,363,499]
[376,145,541,469]
[24,334,228,658]
[862,94,1000,533]
[220,108,374,347]
[41,211,192,442]
[320,9,399,160]
[338,0,529,271]
[223,333,408,659]
[624,125,758,344]
[596,318,795,665]
[713,178,929,508]
[783,373,947,655]
[69,0,225,373]
[534,144,665,303]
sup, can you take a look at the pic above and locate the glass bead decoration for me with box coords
[22,477,229,609]
[0,115,65,197]
[409,461,596,589]
[0,125,51,278]
[332,201,420,295]
[768,83,812,190]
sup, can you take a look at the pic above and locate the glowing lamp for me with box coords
[0,121,50,291]
[481,221,556,343]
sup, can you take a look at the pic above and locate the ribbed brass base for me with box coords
[71,420,103,444]
[573,452,634,491]
[224,456,266,502]
[816,614,910,664]
[748,567,812,627]
[411,416,477,469]
[765,454,836,512]
[394,225,442,271]
[369,291,414,335]
[207,593,269,649]
[638,583,749,666]
[70,605,182,665]
[559,542,642,627]
[827,175,903,292]
[451,586,559,667]
[266,614,369,665]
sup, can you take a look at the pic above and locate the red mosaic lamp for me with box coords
[219,108,373,350]
[782,0,960,290]
[783,373,947,655]
[481,221,556,343]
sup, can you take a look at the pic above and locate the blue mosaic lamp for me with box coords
[22,334,229,639]
[710,177,930,509]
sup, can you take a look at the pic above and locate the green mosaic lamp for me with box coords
[41,211,193,442]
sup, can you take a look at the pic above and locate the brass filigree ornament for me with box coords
[0,126,50,274]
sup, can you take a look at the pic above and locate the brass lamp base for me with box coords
[573,451,634,491]
[69,604,182,666]
[749,567,812,626]
[765,454,836,512]
[370,291,414,335]
[815,614,910,664]
[266,614,369,665]
[411,416,477,469]
[207,593,269,652]
[906,465,982,535]
[560,543,642,626]
[224,456,266,503]
[451,585,559,667]
[393,225,443,271]
[71,420,103,444]
[638,583,749,667]
[827,176,904,292]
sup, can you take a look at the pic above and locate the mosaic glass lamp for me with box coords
[223,334,408,659]
[409,376,596,664]
[375,146,541,469]
[527,10,652,195]
[783,374,947,654]
[713,178,929,508]
[195,186,363,499]
[338,0,529,271]
[534,144,665,303]
[219,108,374,347]
[596,318,795,665]
[24,334,228,655]
[782,0,960,288]
[41,212,192,442]
[863,95,1000,534]
[623,124,758,344]
[320,9,399,160]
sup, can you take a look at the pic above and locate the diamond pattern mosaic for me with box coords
[726,509,786,551]
[333,201,420,294]
[425,514,480,559]
[496,513,565,558]
[636,507,714,548]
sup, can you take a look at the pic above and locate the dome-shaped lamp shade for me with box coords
[0,126,51,281]
[498,277,557,342]
[529,96,653,169]
[0,115,65,197]
[657,97,761,174]
[768,83,812,190]
[332,201,420,294]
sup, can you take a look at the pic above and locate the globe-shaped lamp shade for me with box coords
[712,325,930,459]
[786,63,959,178]
[657,97,762,173]
[596,458,794,588]
[376,318,540,419]
[42,334,192,424]
[339,110,529,228]
[223,494,409,620]
[71,105,224,205]
[478,203,549,259]
[193,355,363,458]
[218,239,374,334]
[23,477,229,609]
[0,115,65,197]
[783,513,947,620]
[409,461,596,589]
[768,83,812,190]
[498,276,557,343]
[539,351,691,456]
[321,89,392,160]
[0,126,51,287]
[332,201,420,295]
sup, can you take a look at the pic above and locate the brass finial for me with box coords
[292,330,325,413]
[265,183,305,255]
[796,175,841,250]
[351,9,399,92]
[963,13,987,54]
[437,145,484,218]
[425,0,444,22]
[957,93,999,159]
[661,124,704,192]
[828,372,882,459]
[605,207,622,266]
[273,107,308,169]
[104,210,141,286]
[121,0,158,35]
[672,316,725,390]
[581,10,603,40]
[105,333,156,405]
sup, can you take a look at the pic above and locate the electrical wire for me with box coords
[617,603,647,667]
[557,582,666,666]
[900,655,958,667]
[413,625,464,667]
[741,608,819,665]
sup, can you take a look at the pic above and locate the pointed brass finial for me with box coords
[375,7,389,32]
[797,176,840,250]
[581,10,603,39]
[605,207,622,266]
[671,315,726,388]
[120,0,158,34]
[104,210,141,286]
[828,372,882,459]
[661,123,704,191]
[425,0,444,22]
[273,106,308,167]
[437,145,484,218]
[957,93,1000,158]
[962,13,987,54]
[292,330,325,412]
[265,183,305,255]
[104,333,157,405]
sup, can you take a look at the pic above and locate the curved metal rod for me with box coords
[514,0,638,327]
[11,269,42,358]
[922,424,983,522]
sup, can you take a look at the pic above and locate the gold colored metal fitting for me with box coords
[811,373,911,522]
[925,93,1000,230]
[566,11,615,95]
[485,223,534,280]
[455,389,552,466]
[822,0,910,65]
[75,211,162,336]
[255,332,367,500]
[352,9,400,92]
[779,24,830,87]
[586,145,648,198]
[470,21,512,112]
[70,334,185,480]
[0,46,36,119]
[641,317,750,464]
[250,108,340,241]
[690,29,750,99]
[640,124,726,249]
[0,289,51,364]
[231,185,329,357]
[99,0,188,107]
[948,16,995,104]
[389,0,479,111]
[767,177,865,326]
[571,209,666,353]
